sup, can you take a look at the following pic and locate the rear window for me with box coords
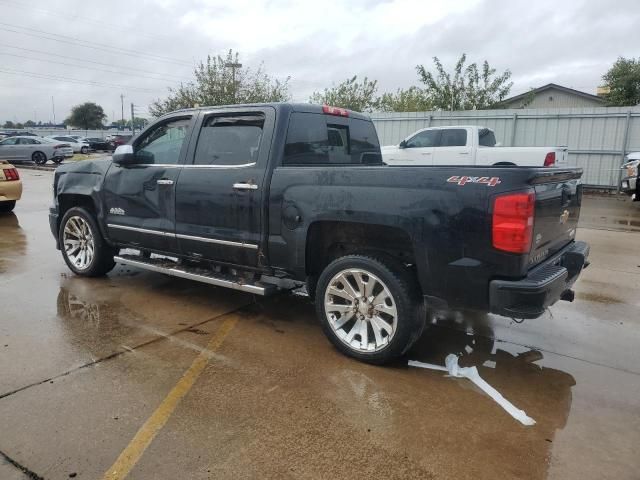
[478,128,496,147]
[194,114,264,166]
[439,129,467,147]
[283,113,381,166]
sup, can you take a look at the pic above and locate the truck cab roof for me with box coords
[163,102,373,122]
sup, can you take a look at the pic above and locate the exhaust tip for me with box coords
[560,289,575,302]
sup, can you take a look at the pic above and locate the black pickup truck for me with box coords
[50,103,589,363]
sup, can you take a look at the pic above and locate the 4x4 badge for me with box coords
[447,176,501,187]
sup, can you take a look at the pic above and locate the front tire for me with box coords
[315,254,424,364]
[59,207,116,277]
[80,146,89,154]
[32,151,47,165]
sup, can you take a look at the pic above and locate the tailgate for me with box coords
[528,169,582,268]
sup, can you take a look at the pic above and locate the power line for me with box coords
[0,21,193,66]
[0,43,192,81]
[0,0,174,43]
[0,68,160,92]
[0,52,186,85]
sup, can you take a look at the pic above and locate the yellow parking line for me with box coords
[102,316,239,480]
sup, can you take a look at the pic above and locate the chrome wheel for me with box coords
[324,268,398,353]
[63,215,95,271]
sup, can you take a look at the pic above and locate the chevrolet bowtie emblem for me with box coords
[559,209,570,224]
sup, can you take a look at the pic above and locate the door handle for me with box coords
[157,179,174,185]
[458,152,469,155]
[420,152,432,155]
[233,182,258,191]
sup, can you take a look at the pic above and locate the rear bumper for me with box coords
[0,180,23,202]
[489,241,589,319]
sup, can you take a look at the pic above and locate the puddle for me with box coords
[0,213,27,274]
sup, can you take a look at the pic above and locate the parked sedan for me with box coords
[83,137,111,151]
[0,160,22,212]
[40,138,74,160]
[48,136,90,154]
[0,136,67,165]
[107,134,132,151]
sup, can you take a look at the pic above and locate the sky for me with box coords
[0,0,639,124]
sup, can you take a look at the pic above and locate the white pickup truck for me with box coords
[381,126,568,167]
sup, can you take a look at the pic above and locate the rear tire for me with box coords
[32,151,47,165]
[315,254,424,364]
[59,207,116,277]
[0,201,16,213]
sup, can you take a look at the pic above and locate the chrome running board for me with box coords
[114,254,276,296]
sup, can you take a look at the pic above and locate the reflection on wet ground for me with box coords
[578,194,640,232]
[1,171,640,479]
[0,213,26,274]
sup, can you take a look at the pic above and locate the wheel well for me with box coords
[58,194,96,220]
[305,221,415,277]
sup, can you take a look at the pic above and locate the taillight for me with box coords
[54,144,65,149]
[543,152,555,167]
[492,191,535,253]
[3,168,19,181]
[322,104,349,117]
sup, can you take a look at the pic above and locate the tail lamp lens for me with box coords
[492,192,535,253]
[544,152,556,167]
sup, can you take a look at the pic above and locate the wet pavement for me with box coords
[1,170,639,479]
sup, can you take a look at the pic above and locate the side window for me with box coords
[283,113,381,166]
[1,138,18,145]
[193,114,264,166]
[405,130,439,148]
[135,117,191,165]
[439,129,467,147]
[478,128,496,147]
[18,138,36,145]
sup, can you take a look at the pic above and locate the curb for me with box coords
[16,164,57,172]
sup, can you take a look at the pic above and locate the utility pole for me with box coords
[120,94,125,128]
[130,103,135,135]
[51,96,56,125]
[224,62,242,102]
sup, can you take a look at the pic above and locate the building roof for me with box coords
[501,83,606,105]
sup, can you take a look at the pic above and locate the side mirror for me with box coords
[112,145,135,165]
[399,140,407,149]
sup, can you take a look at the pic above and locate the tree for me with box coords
[602,57,640,106]
[128,117,149,130]
[24,120,36,127]
[65,102,107,129]
[150,50,290,116]
[309,76,379,112]
[376,86,433,112]
[416,54,513,110]
[3,121,15,129]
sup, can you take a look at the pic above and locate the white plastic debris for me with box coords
[409,354,536,426]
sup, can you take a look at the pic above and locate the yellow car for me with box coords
[0,160,22,212]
